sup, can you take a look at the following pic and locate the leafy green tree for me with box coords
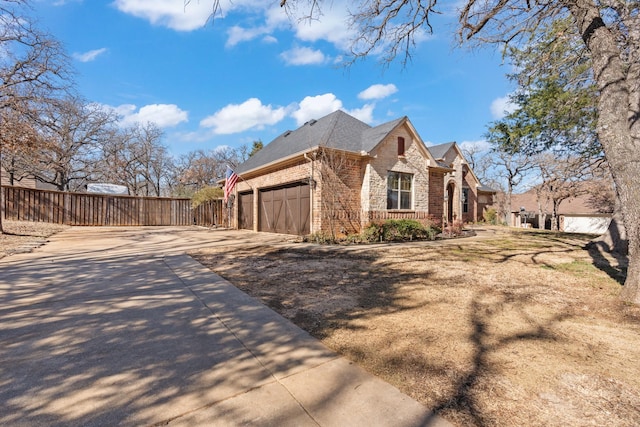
[489,18,599,157]
[249,140,263,157]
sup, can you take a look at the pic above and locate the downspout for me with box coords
[304,151,315,234]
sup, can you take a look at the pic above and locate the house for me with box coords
[230,110,495,236]
[510,188,612,234]
[1,166,37,189]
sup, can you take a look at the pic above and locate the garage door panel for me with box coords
[260,191,273,232]
[238,192,253,230]
[259,183,310,235]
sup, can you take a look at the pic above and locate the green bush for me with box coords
[483,208,498,225]
[362,219,439,243]
[305,231,337,244]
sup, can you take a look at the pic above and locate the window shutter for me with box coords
[397,137,405,156]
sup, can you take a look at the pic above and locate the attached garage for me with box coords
[259,183,310,235]
[238,191,253,230]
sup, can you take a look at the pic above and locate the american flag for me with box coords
[224,166,238,203]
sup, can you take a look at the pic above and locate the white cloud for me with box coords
[112,0,215,31]
[226,25,270,47]
[113,0,282,32]
[110,103,189,128]
[291,93,343,126]
[490,95,517,119]
[358,84,398,100]
[290,3,355,50]
[280,46,326,66]
[73,48,107,63]
[262,35,278,44]
[459,139,492,153]
[52,0,82,6]
[200,98,287,134]
[345,104,375,124]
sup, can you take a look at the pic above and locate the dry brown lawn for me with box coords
[0,220,68,259]
[191,226,640,427]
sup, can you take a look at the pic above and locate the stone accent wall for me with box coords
[364,125,430,216]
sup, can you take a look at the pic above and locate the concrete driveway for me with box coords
[0,226,450,426]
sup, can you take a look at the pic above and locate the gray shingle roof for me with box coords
[428,142,456,160]
[478,184,497,193]
[361,117,406,153]
[235,110,404,175]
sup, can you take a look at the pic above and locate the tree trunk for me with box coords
[593,197,628,254]
[567,0,640,303]
[0,148,4,234]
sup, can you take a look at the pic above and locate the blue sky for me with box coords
[33,0,515,157]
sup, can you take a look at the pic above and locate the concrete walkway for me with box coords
[0,226,451,427]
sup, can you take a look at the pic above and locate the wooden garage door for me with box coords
[238,191,253,230]
[259,183,310,235]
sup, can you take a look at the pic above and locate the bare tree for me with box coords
[171,149,224,197]
[316,147,361,240]
[130,122,169,196]
[0,0,72,232]
[491,149,536,223]
[96,125,138,192]
[532,153,594,230]
[169,146,245,197]
[23,97,114,191]
[460,142,493,184]
[0,106,38,185]
[95,122,172,196]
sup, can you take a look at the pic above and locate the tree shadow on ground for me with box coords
[586,240,628,285]
[195,235,614,427]
[1,226,447,427]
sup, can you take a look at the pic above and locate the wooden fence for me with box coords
[1,185,225,227]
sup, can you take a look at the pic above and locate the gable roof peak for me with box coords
[428,141,457,160]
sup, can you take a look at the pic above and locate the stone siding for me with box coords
[364,125,430,216]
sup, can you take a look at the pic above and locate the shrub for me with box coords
[305,231,337,244]
[483,208,498,225]
[362,219,439,243]
[443,219,465,237]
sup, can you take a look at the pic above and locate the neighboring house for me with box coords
[510,189,612,234]
[230,110,495,236]
[1,166,37,189]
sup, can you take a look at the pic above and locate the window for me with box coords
[387,171,413,210]
[462,188,469,213]
[397,137,405,157]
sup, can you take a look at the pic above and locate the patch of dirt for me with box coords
[0,220,68,259]
[191,226,640,427]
